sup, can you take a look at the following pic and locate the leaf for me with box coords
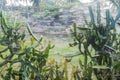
[93,65,109,69]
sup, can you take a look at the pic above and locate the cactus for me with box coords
[0,11,54,80]
[70,2,120,80]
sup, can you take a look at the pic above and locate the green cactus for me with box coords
[70,2,120,80]
[0,11,54,80]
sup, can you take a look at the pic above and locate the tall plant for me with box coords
[70,2,120,80]
[0,11,54,80]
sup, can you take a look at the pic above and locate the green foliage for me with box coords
[70,2,120,80]
[1,1,120,80]
[0,11,54,80]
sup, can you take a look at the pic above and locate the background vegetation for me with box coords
[0,0,120,80]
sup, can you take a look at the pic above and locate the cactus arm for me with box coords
[26,23,38,41]
[106,9,110,26]
[89,6,95,26]
[110,17,115,29]
[97,2,101,25]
